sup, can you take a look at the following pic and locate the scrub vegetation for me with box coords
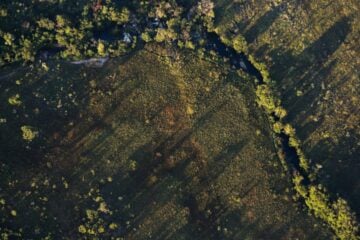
[0,0,359,239]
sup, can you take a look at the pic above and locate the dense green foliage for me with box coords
[0,0,217,65]
[294,176,359,240]
[0,1,133,64]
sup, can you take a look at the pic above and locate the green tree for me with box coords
[97,41,106,56]
[255,84,279,113]
[141,32,152,43]
[232,34,248,53]
[56,15,69,28]
[37,18,55,30]
[2,32,14,46]
[20,38,35,61]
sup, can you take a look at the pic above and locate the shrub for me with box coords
[8,94,22,106]
[21,126,38,142]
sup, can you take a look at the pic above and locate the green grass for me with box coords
[212,0,360,219]
[0,44,333,239]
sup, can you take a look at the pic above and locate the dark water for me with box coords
[205,32,264,82]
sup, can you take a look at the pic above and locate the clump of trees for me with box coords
[0,0,134,66]
[217,31,249,54]
[255,84,287,120]
[248,44,359,240]
[195,0,215,30]
[248,55,270,83]
[293,175,359,240]
[137,0,217,53]
[0,0,219,66]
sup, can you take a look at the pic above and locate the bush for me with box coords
[21,126,38,142]
[8,94,22,106]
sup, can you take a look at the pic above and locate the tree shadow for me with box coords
[0,61,94,167]
[271,16,351,84]
[283,59,337,122]
[301,17,350,63]
[245,3,285,43]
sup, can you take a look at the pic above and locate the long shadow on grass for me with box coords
[271,16,350,85]
[0,62,93,167]
[244,3,285,43]
[94,96,249,238]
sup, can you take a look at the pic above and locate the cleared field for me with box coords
[0,44,332,239]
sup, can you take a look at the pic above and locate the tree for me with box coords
[97,41,106,56]
[141,31,152,43]
[154,28,176,43]
[274,106,287,119]
[20,38,35,61]
[232,34,248,53]
[197,0,215,18]
[56,15,69,28]
[273,122,283,134]
[255,84,279,113]
[2,32,14,46]
[283,123,296,136]
[37,18,55,30]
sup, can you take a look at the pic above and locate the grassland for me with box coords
[0,44,334,239]
[212,0,360,220]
